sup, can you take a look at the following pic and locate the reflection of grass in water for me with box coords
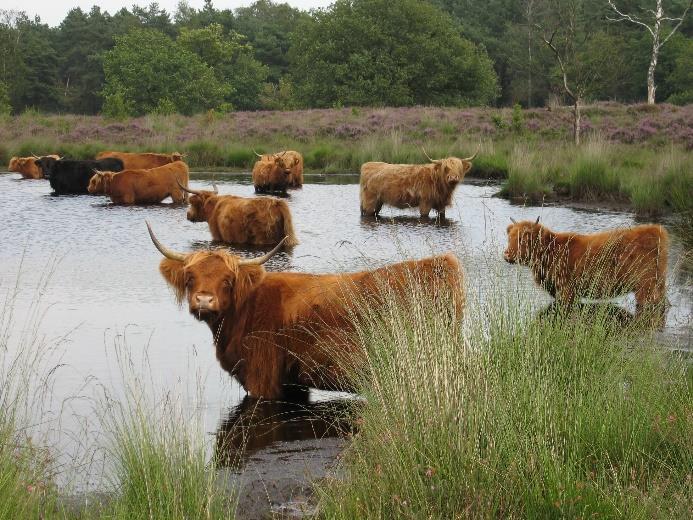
[316,276,692,518]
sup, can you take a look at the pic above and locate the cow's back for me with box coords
[97,151,173,170]
[210,196,288,244]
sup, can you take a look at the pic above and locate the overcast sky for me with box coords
[6,1,334,27]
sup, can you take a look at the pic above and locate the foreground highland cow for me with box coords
[180,183,299,246]
[360,149,477,218]
[95,151,184,170]
[88,161,190,204]
[148,223,464,398]
[8,155,60,179]
[504,218,668,324]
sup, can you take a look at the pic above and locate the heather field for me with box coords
[2,103,692,216]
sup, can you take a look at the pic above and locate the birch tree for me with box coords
[607,0,691,104]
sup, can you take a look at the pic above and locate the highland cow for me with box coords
[360,149,477,218]
[180,183,299,246]
[95,151,184,170]
[504,217,668,325]
[8,155,60,179]
[148,223,464,399]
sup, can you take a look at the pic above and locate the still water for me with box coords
[0,172,690,492]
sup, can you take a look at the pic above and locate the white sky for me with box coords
[5,1,334,27]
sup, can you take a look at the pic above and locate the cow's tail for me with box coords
[277,201,299,247]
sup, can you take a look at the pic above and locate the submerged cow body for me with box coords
[181,184,299,246]
[87,161,190,204]
[148,224,464,399]
[504,218,668,324]
[95,151,183,170]
[360,150,477,218]
[8,155,60,179]
[34,157,124,194]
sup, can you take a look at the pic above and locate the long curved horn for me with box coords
[177,179,204,196]
[92,169,104,176]
[421,146,438,163]
[535,216,541,225]
[31,152,40,159]
[510,217,517,224]
[238,236,289,266]
[253,148,263,158]
[146,221,186,262]
[463,145,481,162]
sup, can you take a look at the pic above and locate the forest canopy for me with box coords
[0,0,690,115]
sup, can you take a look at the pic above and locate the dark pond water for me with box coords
[0,171,690,494]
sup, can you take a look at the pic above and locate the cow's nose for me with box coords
[195,294,214,308]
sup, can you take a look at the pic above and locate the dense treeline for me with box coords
[0,0,690,116]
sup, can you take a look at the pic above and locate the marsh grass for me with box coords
[92,342,235,520]
[0,263,62,519]
[316,274,692,518]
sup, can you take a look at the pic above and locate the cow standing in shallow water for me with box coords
[251,153,292,195]
[181,183,299,246]
[87,160,190,204]
[34,157,124,194]
[360,150,477,218]
[148,224,464,399]
[8,155,60,179]
[504,218,668,325]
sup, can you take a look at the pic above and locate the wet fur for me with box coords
[88,161,190,204]
[360,157,473,217]
[159,252,464,399]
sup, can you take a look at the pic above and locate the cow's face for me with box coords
[8,157,19,171]
[435,158,472,186]
[171,152,183,162]
[87,172,113,194]
[160,253,265,322]
[187,191,217,222]
[34,157,58,178]
[257,157,291,186]
[504,221,542,265]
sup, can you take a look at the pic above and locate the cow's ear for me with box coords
[159,259,186,303]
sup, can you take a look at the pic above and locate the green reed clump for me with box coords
[502,144,553,201]
[97,367,233,520]
[184,140,226,168]
[317,285,692,518]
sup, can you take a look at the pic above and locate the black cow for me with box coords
[35,157,124,195]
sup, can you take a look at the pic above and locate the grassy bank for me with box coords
[316,284,692,518]
[1,103,691,216]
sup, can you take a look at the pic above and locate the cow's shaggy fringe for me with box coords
[315,272,692,518]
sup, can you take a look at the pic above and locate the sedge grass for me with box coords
[316,275,692,518]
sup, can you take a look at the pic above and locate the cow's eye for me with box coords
[185,276,194,287]
[224,279,233,288]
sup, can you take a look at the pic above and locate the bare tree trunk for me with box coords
[573,98,581,146]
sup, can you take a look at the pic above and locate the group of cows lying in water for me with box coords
[8,150,669,399]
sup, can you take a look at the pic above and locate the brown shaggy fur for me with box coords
[186,190,299,246]
[360,157,474,217]
[504,220,669,323]
[87,161,190,204]
[158,251,464,398]
[251,155,291,194]
[278,150,304,188]
[8,155,60,179]
[95,151,183,170]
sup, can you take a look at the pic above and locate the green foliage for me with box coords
[317,286,692,517]
[664,35,693,105]
[511,103,524,133]
[259,77,297,110]
[289,0,499,107]
[102,28,227,116]
[0,81,10,115]
[102,90,134,119]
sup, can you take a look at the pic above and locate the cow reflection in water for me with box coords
[214,396,356,468]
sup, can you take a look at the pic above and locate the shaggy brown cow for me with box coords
[180,183,299,246]
[8,155,60,179]
[360,149,477,218]
[278,150,303,188]
[251,153,291,194]
[148,223,464,399]
[95,151,184,170]
[87,161,190,204]
[504,217,668,323]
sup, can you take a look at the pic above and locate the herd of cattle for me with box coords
[7,150,670,399]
